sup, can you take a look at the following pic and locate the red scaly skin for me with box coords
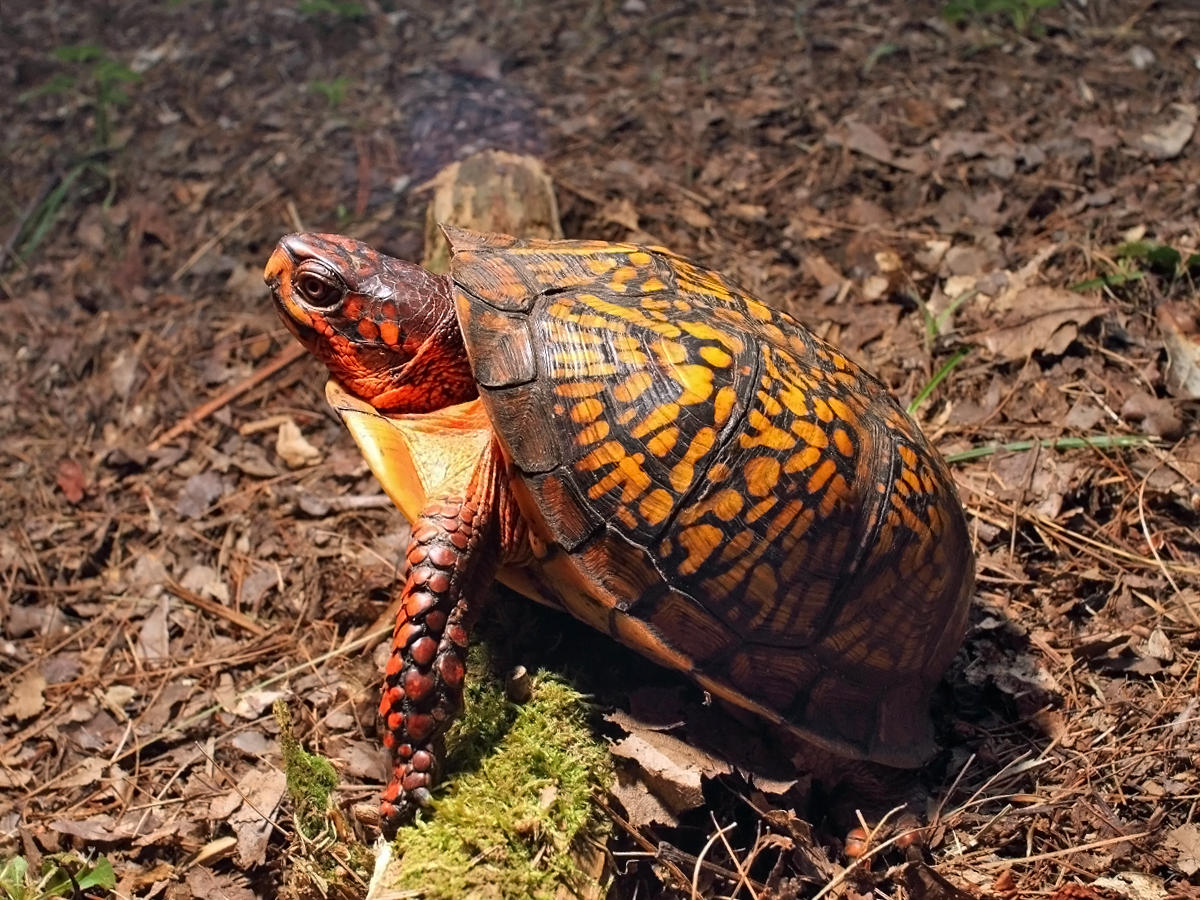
[378,492,497,825]
[263,233,477,414]
[265,233,513,833]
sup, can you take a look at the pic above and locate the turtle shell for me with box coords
[446,226,973,766]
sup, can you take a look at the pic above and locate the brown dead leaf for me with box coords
[904,862,974,900]
[330,738,389,781]
[0,769,33,789]
[75,206,109,252]
[915,239,951,273]
[230,441,278,478]
[679,202,714,229]
[137,681,196,735]
[1,671,46,721]
[829,119,930,175]
[441,36,504,80]
[934,188,1006,230]
[49,811,162,843]
[56,458,86,504]
[1091,873,1167,899]
[51,815,122,842]
[991,870,1017,893]
[225,262,269,306]
[608,712,731,817]
[1134,103,1197,160]
[1157,302,1200,399]
[216,767,288,867]
[1166,823,1200,875]
[109,346,141,402]
[976,287,1106,361]
[1046,885,1122,900]
[610,769,679,828]
[58,756,106,789]
[727,202,767,223]
[131,198,175,247]
[180,564,229,602]
[609,730,724,814]
[599,197,640,232]
[185,868,257,900]
[802,252,845,289]
[176,470,229,518]
[1120,391,1183,440]
[935,130,1013,161]
[231,688,288,719]
[137,597,171,664]
[275,419,321,469]
[1032,708,1072,748]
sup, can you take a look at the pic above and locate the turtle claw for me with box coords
[411,786,434,807]
[379,762,439,835]
[380,788,430,837]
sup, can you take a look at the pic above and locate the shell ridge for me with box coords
[808,407,903,644]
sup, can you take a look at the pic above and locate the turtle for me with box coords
[264,226,974,831]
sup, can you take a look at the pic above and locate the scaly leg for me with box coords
[376,443,517,832]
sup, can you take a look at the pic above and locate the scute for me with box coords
[447,228,973,766]
[479,381,561,474]
[525,471,603,551]
[462,303,537,388]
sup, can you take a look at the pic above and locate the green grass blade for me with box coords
[908,347,971,415]
[946,433,1155,464]
[934,289,978,336]
[16,165,85,263]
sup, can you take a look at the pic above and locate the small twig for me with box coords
[169,187,283,282]
[133,743,203,837]
[594,797,693,892]
[965,802,1015,849]
[691,820,739,900]
[930,752,975,828]
[286,200,304,233]
[193,741,290,840]
[755,152,816,195]
[974,829,1150,870]
[942,752,1045,826]
[147,342,306,450]
[164,578,267,636]
[784,212,935,243]
[809,815,919,900]
[964,495,1200,578]
[711,811,759,900]
[1026,506,1200,577]
[1009,440,1042,565]
[20,625,392,806]
[1136,473,1197,625]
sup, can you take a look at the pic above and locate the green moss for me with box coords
[274,700,339,839]
[388,666,612,899]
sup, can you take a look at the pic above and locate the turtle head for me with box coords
[265,233,476,413]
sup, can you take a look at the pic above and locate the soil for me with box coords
[2,1,1199,898]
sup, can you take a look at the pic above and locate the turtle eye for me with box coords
[296,268,342,308]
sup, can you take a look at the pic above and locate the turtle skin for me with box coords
[448,228,973,765]
[265,226,974,831]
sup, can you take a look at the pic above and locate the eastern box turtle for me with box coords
[264,227,974,830]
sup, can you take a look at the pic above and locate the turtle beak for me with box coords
[264,236,314,329]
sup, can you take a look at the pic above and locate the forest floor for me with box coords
[2,1,1200,898]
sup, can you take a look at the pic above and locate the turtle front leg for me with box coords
[377,445,517,832]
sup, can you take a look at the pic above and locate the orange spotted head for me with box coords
[265,233,476,413]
